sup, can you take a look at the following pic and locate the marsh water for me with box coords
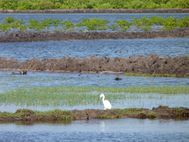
[0,13,189,23]
[0,119,189,142]
[0,71,188,92]
[0,37,189,111]
[0,38,189,60]
[0,71,189,112]
[0,13,189,142]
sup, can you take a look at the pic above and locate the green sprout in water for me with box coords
[112,20,131,31]
[61,20,74,31]
[0,16,189,33]
[77,18,109,31]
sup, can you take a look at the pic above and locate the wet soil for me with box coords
[0,55,188,77]
[0,9,189,13]
[0,106,188,123]
[0,29,189,42]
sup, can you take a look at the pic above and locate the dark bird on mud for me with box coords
[12,70,27,75]
[115,76,122,81]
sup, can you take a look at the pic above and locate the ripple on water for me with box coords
[0,38,188,60]
[0,13,189,23]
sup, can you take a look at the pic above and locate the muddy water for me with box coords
[0,13,189,23]
[0,38,188,60]
[0,119,189,142]
[0,71,188,92]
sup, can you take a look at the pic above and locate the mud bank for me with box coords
[0,29,189,42]
[0,106,188,123]
[0,9,189,13]
[0,55,188,77]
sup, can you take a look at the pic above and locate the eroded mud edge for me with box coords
[0,106,189,123]
[0,29,189,42]
[0,55,188,77]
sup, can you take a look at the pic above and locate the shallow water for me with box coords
[0,13,188,23]
[0,38,189,60]
[0,71,188,93]
[0,119,189,142]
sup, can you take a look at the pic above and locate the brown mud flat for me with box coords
[0,29,189,42]
[0,9,189,13]
[0,55,188,77]
[0,106,189,123]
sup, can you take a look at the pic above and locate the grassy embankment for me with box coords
[0,86,188,106]
[0,0,188,10]
[0,106,188,123]
[0,16,189,32]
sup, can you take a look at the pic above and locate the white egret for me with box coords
[100,93,112,110]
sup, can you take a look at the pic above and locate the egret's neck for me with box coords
[101,96,105,102]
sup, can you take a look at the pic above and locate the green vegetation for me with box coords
[0,106,188,122]
[0,86,188,106]
[0,109,73,122]
[0,16,188,32]
[96,109,157,119]
[0,0,189,10]
[77,18,109,31]
[132,17,153,31]
[61,20,74,31]
[96,108,146,119]
[112,20,131,31]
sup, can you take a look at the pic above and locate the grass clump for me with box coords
[77,18,109,31]
[0,109,73,123]
[132,17,153,31]
[61,20,74,31]
[96,108,157,119]
[35,109,73,121]
[112,20,131,31]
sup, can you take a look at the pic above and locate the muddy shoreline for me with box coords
[0,29,189,42]
[0,106,189,123]
[0,9,189,13]
[0,55,188,77]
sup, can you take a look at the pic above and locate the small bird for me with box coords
[100,93,112,110]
